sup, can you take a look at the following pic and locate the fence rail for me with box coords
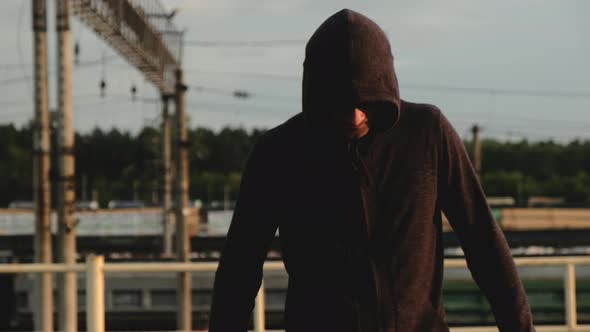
[1,256,589,332]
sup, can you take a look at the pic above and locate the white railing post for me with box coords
[253,280,266,332]
[2,257,590,332]
[86,254,105,332]
[564,263,577,330]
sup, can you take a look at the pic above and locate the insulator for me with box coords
[74,42,80,65]
[131,85,137,101]
[233,90,250,99]
[100,79,106,98]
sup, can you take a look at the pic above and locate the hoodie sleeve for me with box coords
[209,137,278,332]
[436,110,536,332]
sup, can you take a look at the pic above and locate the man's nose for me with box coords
[352,108,367,125]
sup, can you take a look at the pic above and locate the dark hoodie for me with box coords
[209,9,535,332]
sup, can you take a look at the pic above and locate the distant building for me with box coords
[7,201,34,209]
[487,196,516,207]
[528,196,566,207]
[76,200,99,210]
[107,200,146,209]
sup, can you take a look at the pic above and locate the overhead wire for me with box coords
[0,93,137,120]
[185,69,590,99]
[0,75,34,87]
[448,119,590,141]
[447,115,590,133]
[2,57,587,140]
[186,71,590,100]
[185,83,590,131]
[16,0,31,96]
[186,102,294,120]
[186,69,300,81]
[185,39,306,47]
[3,77,586,139]
[402,83,590,99]
[190,85,298,103]
[0,99,129,120]
[182,95,589,139]
[445,114,590,131]
[0,54,120,87]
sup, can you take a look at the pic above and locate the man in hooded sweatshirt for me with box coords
[209,9,536,332]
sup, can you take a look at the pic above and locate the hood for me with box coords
[302,9,401,135]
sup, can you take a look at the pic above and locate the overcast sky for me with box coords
[0,0,588,142]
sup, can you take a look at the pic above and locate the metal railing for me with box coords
[0,255,589,332]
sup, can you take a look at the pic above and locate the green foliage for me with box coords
[0,124,259,207]
[0,123,589,207]
[478,139,590,205]
[0,123,33,204]
[481,171,539,205]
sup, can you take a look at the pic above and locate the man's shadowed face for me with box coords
[327,107,370,139]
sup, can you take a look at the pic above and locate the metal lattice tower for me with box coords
[71,0,183,94]
[31,1,189,331]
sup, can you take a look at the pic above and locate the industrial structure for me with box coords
[17,1,590,332]
[30,1,189,331]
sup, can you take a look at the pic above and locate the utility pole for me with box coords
[161,94,173,257]
[56,1,77,331]
[32,0,53,331]
[174,68,191,331]
[471,125,482,176]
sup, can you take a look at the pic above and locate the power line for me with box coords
[16,0,30,96]
[0,92,130,111]
[185,68,301,81]
[186,102,295,120]
[185,39,305,47]
[0,64,32,71]
[186,83,590,128]
[190,85,298,102]
[157,82,590,132]
[0,55,121,87]
[185,83,590,133]
[186,68,300,81]
[445,113,590,131]
[2,97,586,141]
[451,120,590,137]
[184,99,589,137]
[448,119,590,141]
[0,96,136,120]
[187,100,297,114]
[75,54,120,67]
[0,55,119,71]
[481,127,590,141]
[186,69,590,99]
[403,83,590,99]
[0,75,33,86]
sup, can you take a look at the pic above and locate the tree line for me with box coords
[1,122,589,208]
